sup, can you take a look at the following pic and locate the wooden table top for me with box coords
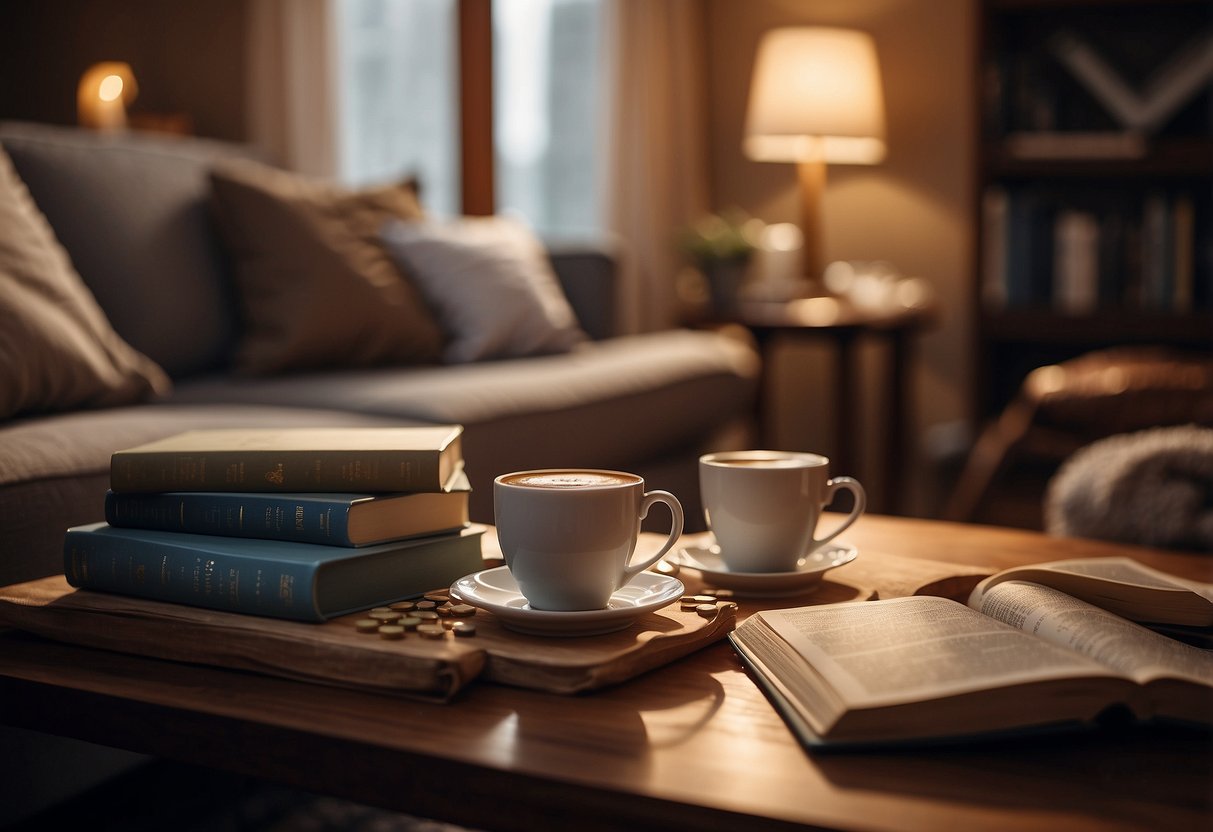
[1,514,1210,832]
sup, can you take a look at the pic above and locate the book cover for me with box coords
[110,426,463,494]
[104,472,471,547]
[63,522,486,622]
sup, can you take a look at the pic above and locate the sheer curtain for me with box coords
[602,0,711,333]
[246,0,339,176]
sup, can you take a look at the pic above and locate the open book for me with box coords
[729,557,1213,748]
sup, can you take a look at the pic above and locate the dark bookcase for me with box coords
[972,0,1213,422]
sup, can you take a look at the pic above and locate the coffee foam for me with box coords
[502,471,637,488]
[713,457,808,468]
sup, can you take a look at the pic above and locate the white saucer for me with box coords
[674,541,857,597]
[449,567,685,637]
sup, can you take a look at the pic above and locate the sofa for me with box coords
[0,121,760,590]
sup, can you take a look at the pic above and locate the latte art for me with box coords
[502,471,638,488]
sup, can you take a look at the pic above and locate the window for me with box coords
[335,0,605,233]
[493,0,605,235]
[335,0,460,217]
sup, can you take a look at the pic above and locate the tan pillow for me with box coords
[209,160,444,374]
[0,146,170,420]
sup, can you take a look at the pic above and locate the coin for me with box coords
[399,616,422,631]
[695,604,717,617]
[417,624,446,639]
[378,625,405,640]
[450,604,476,617]
[415,600,437,611]
[424,593,449,604]
[390,601,417,612]
[416,610,439,621]
[369,610,402,622]
[449,621,476,638]
[354,618,380,633]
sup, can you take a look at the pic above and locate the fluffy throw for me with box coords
[1045,425,1213,552]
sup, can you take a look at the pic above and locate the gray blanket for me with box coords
[1045,425,1213,552]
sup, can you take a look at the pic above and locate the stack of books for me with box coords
[63,426,485,622]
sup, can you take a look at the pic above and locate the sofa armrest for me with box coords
[546,237,622,341]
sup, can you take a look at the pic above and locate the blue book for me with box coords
[63,523,486,622]
[104,472,470,547]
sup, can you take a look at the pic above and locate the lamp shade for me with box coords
[743,27,886,164]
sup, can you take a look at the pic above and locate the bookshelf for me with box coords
[972,0,1213,422]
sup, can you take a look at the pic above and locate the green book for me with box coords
[109,426,463,493]
[63,522,485,622]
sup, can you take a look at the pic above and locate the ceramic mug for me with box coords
[494,469,684,611]
[699,451,865,573]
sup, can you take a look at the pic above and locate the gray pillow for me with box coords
[381,216,587,364]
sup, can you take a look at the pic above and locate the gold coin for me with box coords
[449,621,476,638]
[417,624,446,639]
[436,603,455,617]
[354,618,380,633]
[369,610,402,622]
[415,600,437,611]
[378,625,405,640]
[389,601,417,612]
[416,611,439,621]
[695,604,717,617]
[692,595,717,604]
[370,607,394,614]
[450,604,476,617]
[424,593,449,604]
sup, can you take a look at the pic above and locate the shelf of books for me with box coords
[971,0,1213,420]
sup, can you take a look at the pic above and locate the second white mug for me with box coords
[699,451,865,573]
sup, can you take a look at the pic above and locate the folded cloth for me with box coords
[1045,425,1213,552]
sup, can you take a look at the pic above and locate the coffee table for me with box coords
[1,514,1209,831]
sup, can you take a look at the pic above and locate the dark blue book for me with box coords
[104,472,470,547]
[63,523,486,622]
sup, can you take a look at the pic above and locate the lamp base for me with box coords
[797,158,826,281]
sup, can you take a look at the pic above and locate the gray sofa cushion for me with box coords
[0,122,257,378]
[0,404,420,587]
[170,329,761,519]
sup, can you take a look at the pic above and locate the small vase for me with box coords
[700,256,750,318]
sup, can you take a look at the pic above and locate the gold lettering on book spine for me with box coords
[265,463,285,485]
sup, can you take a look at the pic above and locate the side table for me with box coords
[692,293,937,515]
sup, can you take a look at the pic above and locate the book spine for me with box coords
[110,449,443,493]
[105,491,354,546]
[63,529,324,622]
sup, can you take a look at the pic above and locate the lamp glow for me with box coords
[78,62,138,131]
[743,27,886,281]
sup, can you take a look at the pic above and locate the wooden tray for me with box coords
[0,574,742,702]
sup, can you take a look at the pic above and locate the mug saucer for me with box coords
[449,567,685,637]
[674,541,857,597]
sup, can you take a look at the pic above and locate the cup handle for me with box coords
[812,477,866,549]
[622,490,684,582]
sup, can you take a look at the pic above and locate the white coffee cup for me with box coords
[494,469,684,611]
[699,451,865,573]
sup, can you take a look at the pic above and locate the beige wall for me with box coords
[705,0,974,513]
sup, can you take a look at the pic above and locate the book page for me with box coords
[971,581,1213,688]
[968,557,1213,626]
[756,597,1116,709]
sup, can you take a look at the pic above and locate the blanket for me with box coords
[1045,425,1213,552]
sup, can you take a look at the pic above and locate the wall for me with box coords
[705,0,974,514]
[0,0,248,141]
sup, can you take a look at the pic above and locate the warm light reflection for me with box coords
[788,296,841,326]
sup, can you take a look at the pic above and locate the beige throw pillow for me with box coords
[209,160,444,374]
[380,216,587,364]
[0,146,170,420]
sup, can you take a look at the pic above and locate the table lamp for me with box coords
[77,62,138,131]
[743,27,886,283]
